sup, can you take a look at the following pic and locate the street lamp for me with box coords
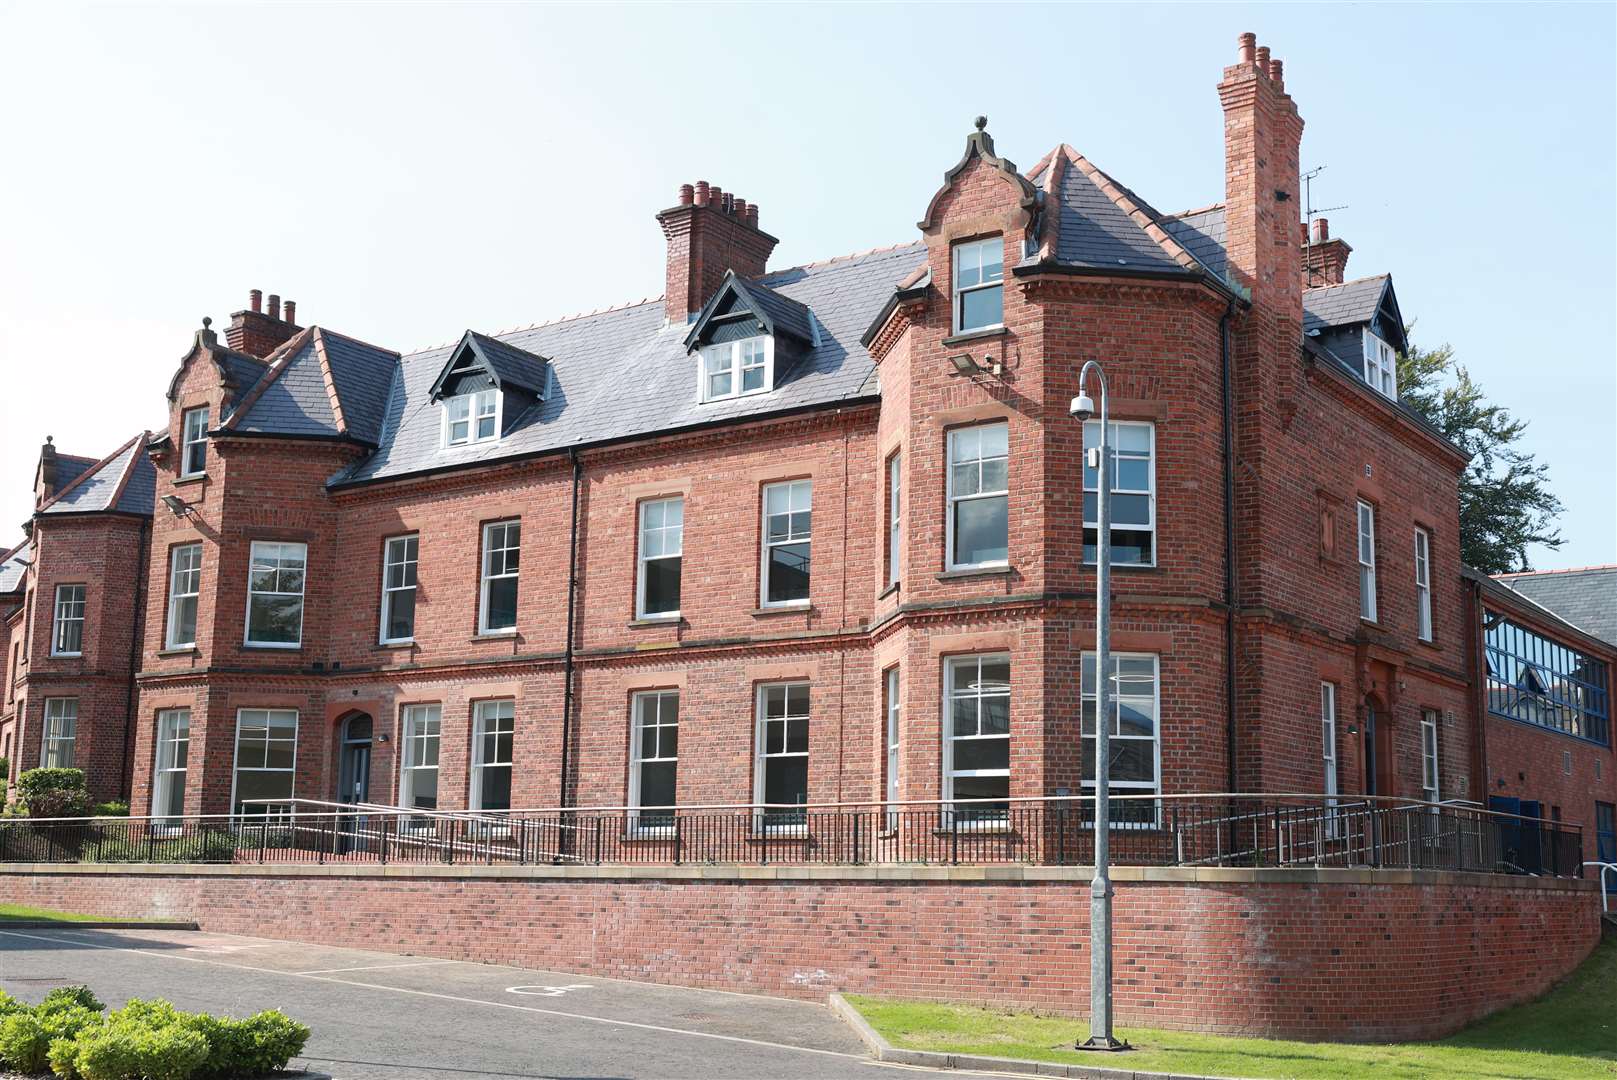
[1070,362,1127,1051]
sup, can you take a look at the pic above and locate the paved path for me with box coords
[0,926,980,1079]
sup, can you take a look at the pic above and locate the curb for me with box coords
[827,993,1255,1080]
[0,920,199,931]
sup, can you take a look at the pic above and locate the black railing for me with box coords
[0,794,1586,878]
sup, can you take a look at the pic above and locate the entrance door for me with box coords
[337,716,373,853]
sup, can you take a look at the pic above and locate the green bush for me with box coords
[71,1020,209,1080]
[92,801,130,818]
[16,768,91,819]
[0,1004,98,1073]
[0,989,22,1017]
[40,987,105,1015]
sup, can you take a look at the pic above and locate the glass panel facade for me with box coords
[1485,615,1610,744]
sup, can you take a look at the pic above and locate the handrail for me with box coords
[18,791,1570,829]
[1584,862,1616,914]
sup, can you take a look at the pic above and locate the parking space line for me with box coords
[293,959,464,976]
[0,929,870,1065]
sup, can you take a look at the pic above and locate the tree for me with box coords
[1397,337,1563,574]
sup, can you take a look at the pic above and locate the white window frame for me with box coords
[1080,652,1162,828]
[478,520,521,635]
[151,708,190,832]
[1363,329,1398,400]
[229,707,298,820]
[1083,420,1157,567]
[629,690,680,835]
[165,544,202,650]
[180,406,209,478]
[753,682,810,834]
[470,698,515,815]
[700,336,774,402]
[399,703,442,825]
[1421,709,1440,809]
[1357,501,1377,623]
[244,541,307,648]
[945,423,1009,571]
[636,498,684,619]
[951,236,1004,334]
[1414,527,1433,642]
[760,479,812,608]
[886,453,902,589]
[1321,682,1340,838]
[443,388,500,448]
[41,697,77,768]
[379,535,419,645]
[51,583,85,657]
[883,666,901,830]
[942,654,1011,824]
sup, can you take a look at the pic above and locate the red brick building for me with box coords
[2,34,1611,870]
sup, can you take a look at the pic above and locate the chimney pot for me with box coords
[1255,45,1271,69]
[1238,32,1256,63]
[283,299,297,326]
[267,294,281,321]
[694,180,710,206]
[733,197,748,220]
[1313,217,1329,243]
[250,288,263,313]
[710,185,724,209]
[679,183,695,206]
[1268,59,1284,88]
[746,204,759,228]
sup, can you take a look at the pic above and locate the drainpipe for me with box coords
[1467,576,1490,805]
[1220,301,1239,793]
[558,448,583,811]
[118,518,151,803]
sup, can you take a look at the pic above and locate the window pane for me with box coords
[959,285,1002,330]
[742,365,765,392]
[640,760,676,808]
[764,757,807,807]
[486,577,518,630]
[644,558,681,615]
[248,595,303,644]
[767,544,811,603]
[385,588,416,640]
[953,738,1008,773]
[954,496,1008,565]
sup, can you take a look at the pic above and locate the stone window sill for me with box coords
[374,640,415,651]
[751,605,814,618]
[629,616,685,628]
[936,565,1014,582]
[941,326,1009,347]
[156,647,199,658]
[172,475,207,489]
[241,644,302,653]
[877,582,899,600]
[471,631,518,642]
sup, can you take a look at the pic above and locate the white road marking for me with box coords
[506,983,593,997]
[0,929,882,1066]
[294,959,464,976]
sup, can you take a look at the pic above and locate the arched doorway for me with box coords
[338,713,374,806]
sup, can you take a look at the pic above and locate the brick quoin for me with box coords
[1,30,1612,1039]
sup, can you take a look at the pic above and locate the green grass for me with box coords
[0,902,117,923]
[848,935,1617,1080]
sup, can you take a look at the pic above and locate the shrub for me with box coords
[0,1004,98,1073]
[41,987,105,1015]
[16,768,91,819]
[194,1010,310,1078]
[71,1020,209,1080]
[92,802,130,818]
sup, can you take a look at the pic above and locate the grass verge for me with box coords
[848,934,1616,1079]
[0,903,124,923]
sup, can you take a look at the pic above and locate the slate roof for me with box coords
[37,434,155,516]
[335,242,926,486]
[229,329,397,445]
[1161,205,1229,282]
[218,353,269,408]
[737,279,817,345]
[1494,566,1617,648]
[51,454,98,494]
[461,332,549,397]
[1303,275,1391,333]
[0,540,30,594]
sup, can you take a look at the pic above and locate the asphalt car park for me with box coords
[0,926,963,1079]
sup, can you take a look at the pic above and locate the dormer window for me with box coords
[701,336,773,402]
[1362,329,1398,401]
[444,389,499,447]
[952,237,1004,334]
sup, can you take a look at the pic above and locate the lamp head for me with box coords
[160,494,189,517]
[1069,393,1095,422]
[948,353,978,375]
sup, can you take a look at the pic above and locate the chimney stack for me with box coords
[226,286,302,358]
[34,435,59,508]
[1218,32,1304,325]
[1302,215,1353,288]
[657,180,779,325]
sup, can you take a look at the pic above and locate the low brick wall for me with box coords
[0,864,1599,1041]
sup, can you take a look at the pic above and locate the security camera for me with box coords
[1069,393,1095,422]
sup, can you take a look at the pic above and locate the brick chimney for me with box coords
[1219,32,1304,324]
[1301,216,1352,288]
[34,436,60,508]
[656,182,778,324]
[225,287,301,358]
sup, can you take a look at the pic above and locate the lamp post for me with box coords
[1071,362,1125,1051]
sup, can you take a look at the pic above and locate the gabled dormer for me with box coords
[1303,274,1407,403]
[683,271,818,403]
[429,331,551,448]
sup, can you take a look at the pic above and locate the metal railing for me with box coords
[0,793,1586,878]
[1584,862,1616,914]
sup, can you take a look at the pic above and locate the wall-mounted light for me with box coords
[948,353,1003,377]
[160,494,193,518]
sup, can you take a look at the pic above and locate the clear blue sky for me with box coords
[1,2,1611,568]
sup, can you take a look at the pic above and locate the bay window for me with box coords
[152,709,190,828]
[1083,421,1155,566]
[946,423,1008,569]
[952,237,1003,333]
[231,708,297,818]
[51,584,85,656]
[1081,653,1160,825]
[245,541,306,648]
[42,698,77,768]
[165,544,202,650]
[943,655,1010,821]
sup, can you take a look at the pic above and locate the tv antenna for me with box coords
[1302,165,1348,287]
